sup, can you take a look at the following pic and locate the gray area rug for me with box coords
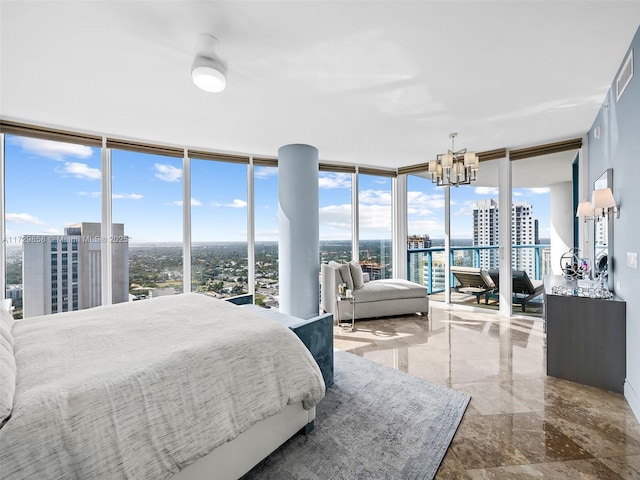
[242,349,470,480]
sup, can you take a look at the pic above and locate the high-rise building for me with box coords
[22,222,129,318]
[421,256,446,293]
[407,234,432,285]
[360,261,385,281]
[512,203,539,277]
[542,247,552,276]
[473,200,539,279]
[474,199,500,271]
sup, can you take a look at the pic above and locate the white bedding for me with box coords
[0,293,325,479]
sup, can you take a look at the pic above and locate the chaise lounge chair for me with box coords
[488,269,544,312]
[450,266,496,304]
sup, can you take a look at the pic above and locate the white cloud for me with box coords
[475,186,499,195]
[173,198,202,206]
[254,167,277,179]
[319,202,397,239]
[58,162,101,180]
[78,192,143,200]
[407,207,431,216]
[359,189,391,206]
[319,172,351,189]
[372,178,389,185]
[226,199,247,208]
[453,200,478,217]
[42,228,60,235]
[78,191,101,198]
[408,219,445,237]
[525,187,550,194]
[113,193,144,200]
[513,191,523,197]
[154,163,182,182]
[407,191,445,211]
[210,199,247,208]
[6,213,45,225]
[10,137,93,161]
[359,204,392,233]
[319,204,351,231]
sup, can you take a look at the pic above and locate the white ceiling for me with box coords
[1,1,639,180]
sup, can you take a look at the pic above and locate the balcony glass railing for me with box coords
[407,244,551,295]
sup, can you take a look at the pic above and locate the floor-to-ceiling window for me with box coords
[407,175,446,292]
[319,169,353,264]
[253,162,279,307]
[510,154,557,317]
[190,157,248,298]
[2,122,578,321]
[447,158,501,308]
[4,134,101,318]
[358,172,393,279]
[111,147,183,299]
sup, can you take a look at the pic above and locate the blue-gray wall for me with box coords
[587,26,640,420]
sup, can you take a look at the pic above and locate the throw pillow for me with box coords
[0,310,14,349]
[337,263,354,291]
[328,261,346,284]
[349,260,364,289]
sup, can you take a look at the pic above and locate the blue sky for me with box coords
[4,135,550,244]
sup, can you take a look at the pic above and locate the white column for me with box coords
[550,181,574,275]
[278,144,319,319]
[498,154,512,316]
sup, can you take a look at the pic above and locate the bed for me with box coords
[0,293,325,479]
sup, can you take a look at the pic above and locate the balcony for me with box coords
[408,244,550,317]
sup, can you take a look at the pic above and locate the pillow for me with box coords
[349,260,364,289]
[0,310,15,349]
[0,334,16,425]
[328,260,341,270]
[337,263,354,292]
[0,299,13,313]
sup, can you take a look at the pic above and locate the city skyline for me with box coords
[5,135,551,244]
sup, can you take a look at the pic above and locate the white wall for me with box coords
[550,182,574,275]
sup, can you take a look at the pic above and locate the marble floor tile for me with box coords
[465,458,621,480]
[598,454,640,479]
[332,301,640,478]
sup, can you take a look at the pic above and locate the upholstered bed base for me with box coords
[173,295,318,480]
[172,402,315,480]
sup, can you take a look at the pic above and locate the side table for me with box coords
[336,294,356,331]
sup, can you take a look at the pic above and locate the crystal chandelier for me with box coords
[429,133,479,187]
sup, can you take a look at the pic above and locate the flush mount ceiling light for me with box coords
[191,34,226,93]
